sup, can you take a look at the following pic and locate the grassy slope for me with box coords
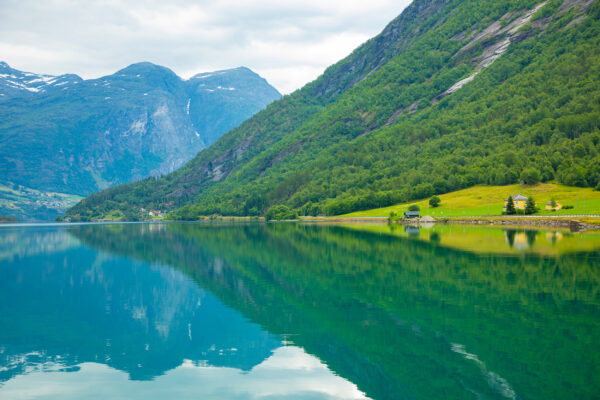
[343,183,600,217]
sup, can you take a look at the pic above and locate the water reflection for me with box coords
[0,347,367,400]
[348,223,600,256]
[403,226,420,236]
[1,223,599,400]
[0,226,367,399]
[504,229,538,249]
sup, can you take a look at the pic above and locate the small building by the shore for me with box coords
[404,210,420,219]
[545,201,562,211]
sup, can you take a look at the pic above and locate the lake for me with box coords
[0,222,599,399]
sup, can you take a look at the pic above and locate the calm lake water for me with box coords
[0,222,599,399]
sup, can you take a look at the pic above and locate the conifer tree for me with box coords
[505,196,516,215]
[525,197,537,215]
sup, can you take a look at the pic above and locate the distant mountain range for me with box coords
[67,0,600,221]
[0,61,280,220]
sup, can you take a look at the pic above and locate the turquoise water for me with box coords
[0,222,599,399]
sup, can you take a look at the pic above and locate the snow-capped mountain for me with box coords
[0,61,281,220]
[0,61,83,99]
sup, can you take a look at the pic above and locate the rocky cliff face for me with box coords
[0,62,280,196]
[308,0,452,101]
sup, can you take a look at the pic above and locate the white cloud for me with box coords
[0,0,411,93]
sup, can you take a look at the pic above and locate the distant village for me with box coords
[139,208,165,218]
[1,183,81,219]
[30,192,76,210]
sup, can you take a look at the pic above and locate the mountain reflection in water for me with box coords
[0,222,599,400]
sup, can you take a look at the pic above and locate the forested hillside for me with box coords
[67,0,600,220]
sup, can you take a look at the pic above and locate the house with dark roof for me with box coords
[404,210,420,219]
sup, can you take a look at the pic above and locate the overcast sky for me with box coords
[0,0,411,93]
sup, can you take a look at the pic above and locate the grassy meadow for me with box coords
[342,183,600,218]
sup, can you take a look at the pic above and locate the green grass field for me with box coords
[343,183,600,218]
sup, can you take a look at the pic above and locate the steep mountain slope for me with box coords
[187,68,283,145]
[0,62,280,199]
[68,0,600,221]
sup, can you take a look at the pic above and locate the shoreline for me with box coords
[300,216,600,232]
[10,215,600,232]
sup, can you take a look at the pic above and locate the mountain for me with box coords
[0,62,280,220]
[0,61,83,99]
[67,0,600,221]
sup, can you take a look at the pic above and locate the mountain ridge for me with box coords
[0,61,281,220]
[0,61,83,99]
[0,62,280,194]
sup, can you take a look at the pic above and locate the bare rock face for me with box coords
[0,62,281,196]
[308,0,453,102]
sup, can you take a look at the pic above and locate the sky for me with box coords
[0,0,411,94]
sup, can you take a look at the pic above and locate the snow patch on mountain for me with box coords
[0,62,83,96]
[153,104,169,117]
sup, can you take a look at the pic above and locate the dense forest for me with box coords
[67,0,600,221]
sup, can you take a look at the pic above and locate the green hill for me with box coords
[67,0,600,221]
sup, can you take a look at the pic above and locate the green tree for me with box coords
[408,204,420,212]
[265,205,298,221]
[429,196,441,208]
[525,197,537,215]
[388,211,397,223]
[520,168,541,185]
[503,151,519,167]
[505,196,516,215]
